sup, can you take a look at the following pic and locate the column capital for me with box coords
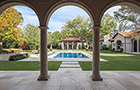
[38,25,49,30]
[93,25,101,30]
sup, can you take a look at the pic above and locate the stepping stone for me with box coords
[62,62,79,65]
[58,68,82,71]
[60,64,80,68]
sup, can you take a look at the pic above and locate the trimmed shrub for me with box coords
[9,53,30,61]
[116,48,123,53]
[109,44,112,51]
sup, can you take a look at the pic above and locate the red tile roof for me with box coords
[108,36,114,42]
[113,30,140,39]
[60,37,85,42]
[100,38,104,41]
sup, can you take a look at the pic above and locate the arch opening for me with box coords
[0,3,40,70]
[47,5,94,51]
[99,2,140,72]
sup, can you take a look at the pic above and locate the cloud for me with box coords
[14,5,120,32]
[48,21,65,32]
[14,6,39,29]
[48,6,90,31]
[50,6,89,21]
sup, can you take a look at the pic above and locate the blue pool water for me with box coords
[54,53,88,58]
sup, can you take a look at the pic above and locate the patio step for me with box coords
[62,62,79,65]
[58,68,82,71]
[60,61,80,68]
[60,65,80,68]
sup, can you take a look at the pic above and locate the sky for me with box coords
[14,5,121,32]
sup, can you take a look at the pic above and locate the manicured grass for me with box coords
[79,50,140,71]
[0,61,62,71]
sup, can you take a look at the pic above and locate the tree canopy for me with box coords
[61,16,93,48]
[100,14,118,37]
[0,7,24,49]
[114,6,140,32]
[24,24,40,50]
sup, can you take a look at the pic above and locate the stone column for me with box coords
[137,39,140,52]
[91,26,103,81]
[38,25,50,81]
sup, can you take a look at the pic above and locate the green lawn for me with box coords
[0,61,62,71]
[79,50,140,71]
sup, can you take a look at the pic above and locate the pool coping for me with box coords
[48,51,107,62]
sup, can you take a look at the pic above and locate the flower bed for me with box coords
[9,53,30,61]
[2,49,22,54]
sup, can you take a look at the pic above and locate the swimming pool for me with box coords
[54,53,88,58]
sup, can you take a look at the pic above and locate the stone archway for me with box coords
[0,0,40,20]
[0,0,42,80]
[0,0,139,82]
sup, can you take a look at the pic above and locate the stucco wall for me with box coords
[112,34,132,53]
[124,38,132,53]
[112,34,124,51]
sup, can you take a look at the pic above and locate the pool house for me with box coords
[59,37,86,50]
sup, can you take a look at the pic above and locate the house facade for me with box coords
[112,30,140,53]
[100,30,140,53]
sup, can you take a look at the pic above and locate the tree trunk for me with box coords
[0,38,2,53]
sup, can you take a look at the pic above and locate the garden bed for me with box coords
[9,53,30,61]
[1,48,22,54]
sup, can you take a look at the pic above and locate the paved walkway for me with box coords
[127,52,140,55]
[0,71,140,90]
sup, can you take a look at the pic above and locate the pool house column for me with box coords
[72,42,74,49]
[77,42,79,49]
[67,42,69,49]
[38,25,50,81]
[91,25,103,81]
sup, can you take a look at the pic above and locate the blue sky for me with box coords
[14,5,120,32]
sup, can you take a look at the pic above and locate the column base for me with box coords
[90,75,103,81]
[37,75,50,81]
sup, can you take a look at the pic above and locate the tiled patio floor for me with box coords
[0,70,140,90]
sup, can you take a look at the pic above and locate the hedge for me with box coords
[9,53,30,61]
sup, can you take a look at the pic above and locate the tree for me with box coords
[62,16,93,48]
[51,31,61,48]
[24,24,40,50]
[47,31,62,48]
[100,14,118,38]
[0,7,23,52]
[114,6,140,32]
